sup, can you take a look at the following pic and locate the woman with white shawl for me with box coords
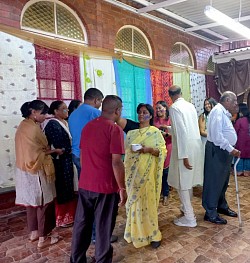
[44,101,77,228]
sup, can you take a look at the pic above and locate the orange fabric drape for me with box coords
[151,70,173,107]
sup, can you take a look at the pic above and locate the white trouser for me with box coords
[178,189,195,221]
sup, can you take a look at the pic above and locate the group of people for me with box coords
[14,85,249,262]
[15,98,84,248]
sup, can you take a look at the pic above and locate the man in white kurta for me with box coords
[168,85,204,227]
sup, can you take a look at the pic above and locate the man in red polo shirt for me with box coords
[70,95,126,263]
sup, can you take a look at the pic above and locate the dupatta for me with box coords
[15,118,55,182]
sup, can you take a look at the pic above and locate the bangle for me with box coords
[118,188,126,193]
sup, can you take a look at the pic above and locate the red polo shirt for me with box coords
[79,116,125,194]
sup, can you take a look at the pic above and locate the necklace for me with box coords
[139,126,150,136]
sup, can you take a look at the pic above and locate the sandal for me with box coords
[37,234,61,249]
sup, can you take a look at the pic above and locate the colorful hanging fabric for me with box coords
[113,59,152,121]
[83,55,117,96]
[190,72,206,116]
[150,70,173,107]
[35,46,81,101]
[173,72,191,102]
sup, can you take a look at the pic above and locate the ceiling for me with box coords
[105,0,250,46]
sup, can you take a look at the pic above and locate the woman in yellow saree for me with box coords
[124,104,166,249]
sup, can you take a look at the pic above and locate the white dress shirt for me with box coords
[207,103,237,153]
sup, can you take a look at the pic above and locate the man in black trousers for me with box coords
[70,95,127,263]
[202,91,241,224]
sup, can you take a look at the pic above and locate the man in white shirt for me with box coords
[202,91,240,224]
[168,85,204,227]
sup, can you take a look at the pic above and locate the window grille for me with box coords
[170,42,194,68]
[115,26,152,59]
[22,0,87,44]
[207,56,215,73]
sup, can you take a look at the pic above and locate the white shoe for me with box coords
[174,216,197,227]
[180,205,185,214]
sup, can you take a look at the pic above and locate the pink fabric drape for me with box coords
[35,45,82,101]
[151,70,173,107]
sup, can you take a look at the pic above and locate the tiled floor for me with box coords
[1,174,250,263]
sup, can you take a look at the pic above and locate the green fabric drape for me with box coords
[173,72,191,102]
[113,59,152,121]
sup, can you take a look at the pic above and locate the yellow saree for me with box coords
[124,126,166,248]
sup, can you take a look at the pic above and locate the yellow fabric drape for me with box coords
[124,126,166,248]
[15,118,55,182]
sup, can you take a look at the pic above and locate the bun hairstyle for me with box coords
[48,100,64,115]
[20,100,49,118]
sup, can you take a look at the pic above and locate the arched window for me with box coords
[115,26,152,59]
[170,42,194,68]
[21,0,87,44]
[207,56,215,73]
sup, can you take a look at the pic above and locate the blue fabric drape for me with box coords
[113,59,152,121]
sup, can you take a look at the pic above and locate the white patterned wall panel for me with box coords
[0,32,37,188]
[190,73,206,116]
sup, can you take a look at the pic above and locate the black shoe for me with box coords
[217,208,238,217]
[111,235,118,243]
[151,241,161,249]
[204,214,227,224]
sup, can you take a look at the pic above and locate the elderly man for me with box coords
[168,85,204,227]
[202,91,240,224]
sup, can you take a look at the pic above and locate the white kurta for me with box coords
[15,168,56,207]
[168,98,204,190]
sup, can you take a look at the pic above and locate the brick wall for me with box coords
[0,0,219,71]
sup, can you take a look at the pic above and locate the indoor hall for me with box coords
[0,1,250,262]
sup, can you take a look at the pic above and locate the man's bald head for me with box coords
[102,95,122,114]
[168,85,182,102]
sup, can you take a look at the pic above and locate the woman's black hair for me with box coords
[136,103,154,125]
[203,97,217,116]
[20,100,49,118]
[156,100,169,120]
[203,99,212,116]
[238,103,250,123]
[68,99,81,116]
[48,100,64,115]
[238,103,249,117]
[208,97,217,107]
